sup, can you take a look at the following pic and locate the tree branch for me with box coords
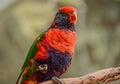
[40,67,120,84]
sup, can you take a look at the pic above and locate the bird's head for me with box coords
[58,6,77,24]
[50,6,77,31]
[54,6,77,25]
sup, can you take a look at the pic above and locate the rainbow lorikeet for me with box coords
[16,6,77,84]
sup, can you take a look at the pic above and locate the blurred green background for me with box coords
[0,0,120,84]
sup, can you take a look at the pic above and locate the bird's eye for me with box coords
[70,12,74,14]
[59,11,67,16]
[60,12,66,16]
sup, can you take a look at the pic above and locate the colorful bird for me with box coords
[16,6,77,84]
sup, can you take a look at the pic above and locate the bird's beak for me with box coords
[70,12,77,24]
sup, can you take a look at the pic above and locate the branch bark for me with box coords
[40,67,120,84]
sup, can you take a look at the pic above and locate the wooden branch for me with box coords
[40,67,120,84]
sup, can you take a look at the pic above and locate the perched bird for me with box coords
[16,6,77,84]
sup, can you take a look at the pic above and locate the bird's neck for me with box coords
[50,20,76,31]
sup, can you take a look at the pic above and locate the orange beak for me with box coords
[70,12,77,24]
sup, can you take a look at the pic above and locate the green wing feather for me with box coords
[22,32,45,70]
[16,32,45,84]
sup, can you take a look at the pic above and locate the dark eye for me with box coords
[59,11,67,16]
[70,12,74,14]
[60,12,66,16]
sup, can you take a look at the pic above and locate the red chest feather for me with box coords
[45,29,76,55]
[35,29,76,59]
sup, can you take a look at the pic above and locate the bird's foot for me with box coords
[52,77,64,84]
[36,64,48,74]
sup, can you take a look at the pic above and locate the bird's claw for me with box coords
[52,77,64,84]
[36,64,48,73]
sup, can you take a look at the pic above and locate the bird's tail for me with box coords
[16,68,25,84]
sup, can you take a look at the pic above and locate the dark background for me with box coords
[0,0,120,84]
